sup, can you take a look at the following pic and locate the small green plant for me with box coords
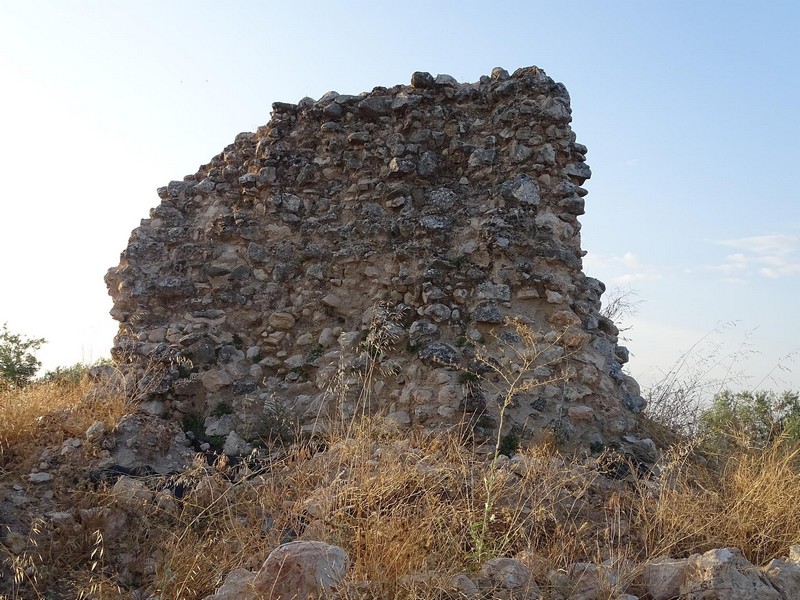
[289,366,309,381]
[458,370,479,384]
[182,409,229,451]
[450,254,468,268]
[253,399,296,447]
[468,512,495,563]
[181,410,206,439]
[210,400,234,417]
[497,431,519,457]
[475,414,496,429]
[205,435,227,452]
[40,362,92,385]
[589,440,606,454]
[231,333,244,349]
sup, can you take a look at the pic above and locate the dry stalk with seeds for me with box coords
[468,316,578,561]
[324,302,404,438]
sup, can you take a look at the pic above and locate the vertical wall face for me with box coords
[106,66,646,452]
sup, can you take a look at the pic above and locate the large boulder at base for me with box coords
[98,413,195,474]
[480,557,540,598]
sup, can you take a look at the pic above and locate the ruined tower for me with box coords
[106,66,647,455]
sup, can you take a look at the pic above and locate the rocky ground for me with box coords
[1,375,799,599]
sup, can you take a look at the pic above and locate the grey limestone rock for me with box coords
[644,556,693,600]
[491,67,510,81]
[473,303,504,323]
[681,548,780,600]
[480,557,538,594]
[410,71,434,88]
[253,541,349,600]
[762,548,800,600]
[434,73,459,86]
[418,342,460,368]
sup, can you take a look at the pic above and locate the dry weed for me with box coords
[2,404,799,598]
[632,434,800,565]
[0,372,131,475]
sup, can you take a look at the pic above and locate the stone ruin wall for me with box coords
[106,66,648,455]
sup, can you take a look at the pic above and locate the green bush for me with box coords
[0,323,45,389]
[698,389,800,451]
[40,362,93,385]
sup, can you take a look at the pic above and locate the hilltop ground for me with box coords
[0,366,798,599]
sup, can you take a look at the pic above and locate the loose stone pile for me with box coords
[106,66,646,454]
[204,542,800,600]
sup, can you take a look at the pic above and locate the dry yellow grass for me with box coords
[633,435,800,565]
[0,373,131,475]
[1,368,799,599]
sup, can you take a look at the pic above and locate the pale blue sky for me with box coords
[1,1,798,393]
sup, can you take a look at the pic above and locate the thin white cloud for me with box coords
[708,233,800,280]
[718,233,798,257]
[720,277,747,285]
[584,251,664,284]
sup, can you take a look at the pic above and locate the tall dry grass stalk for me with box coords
[642,322,758,438]
[474,316,576,462]
[466,316,578,568]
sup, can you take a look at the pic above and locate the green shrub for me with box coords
[182,410,206,439]
[182,410,229,451]
[0,323,45,388]
[458,370,479,384]
[40,362,94,385]
[497,431,520,457]
[252,400,296,447]
[699,389,800,451]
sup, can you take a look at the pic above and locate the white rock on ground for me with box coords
[680,547,780,600]
[480,557,540,599]
[201,568,257,600]
[643,555,694,600]
[761,544,800,600]
[202,541,348,600]
[253,541,349,600]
